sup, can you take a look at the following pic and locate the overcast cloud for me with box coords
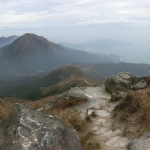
[0,0,150,29]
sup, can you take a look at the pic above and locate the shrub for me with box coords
[91,111,97,118]
[124,88,150,127]
[44,107,86,132]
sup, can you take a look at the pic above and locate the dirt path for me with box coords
[74,85,130,150]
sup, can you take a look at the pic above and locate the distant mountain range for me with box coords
[59,39,131,51]
[73,62,150,81]
[0,33,123,76]
[0,35,18,48]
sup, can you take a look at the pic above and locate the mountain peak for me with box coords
[1,33,56,57]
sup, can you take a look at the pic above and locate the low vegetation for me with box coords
[91,111,97,118]
[44,108,86,132]
[113,88,150,139]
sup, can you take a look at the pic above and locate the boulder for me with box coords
[110,91,126,102]
[131,76,141,85]
[142,75,150,86]
[114,101,128,110]
[48,87,88,109]
[0,104,83,150]
[104,75,131,93]
[132,79,148,90]
[117,72,132,81]
[128,132,150,150]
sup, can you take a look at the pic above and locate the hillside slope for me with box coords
[73,62,150,81]
[0,66,100,100]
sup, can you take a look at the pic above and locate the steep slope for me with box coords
[0,33,100,76]
[0,66,100,100]
[0,35,18,48]
[73,62,150,81]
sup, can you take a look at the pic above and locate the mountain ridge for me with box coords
[0,35,18,48]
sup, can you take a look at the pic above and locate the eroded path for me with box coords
[73,85,130,150]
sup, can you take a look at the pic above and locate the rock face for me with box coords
[45,87,88,110]
[132,79,148,90]
[0,104,83,150]
[128,132,150,150]
[104,72,132,93]
[104,72,150,94]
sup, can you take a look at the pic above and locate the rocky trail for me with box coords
[73,85,130,150]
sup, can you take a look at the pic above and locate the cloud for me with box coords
[0,0,150,30]
[78,19,137,25]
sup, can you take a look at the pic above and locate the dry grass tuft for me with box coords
[0,103,13,121]
[113,88,150,138]
[112,88,150,139]
[81,132,101,150]
[51,97,86,110]
[125,88,150,124]
[44,107,86,132]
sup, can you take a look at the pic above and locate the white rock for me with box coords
[92,126,99,131]
[115,137,130,148]
[95,119,106,125]
[96,110,110,117]
[105,136,121,146]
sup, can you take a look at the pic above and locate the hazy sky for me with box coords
[0,0,150,63]
[0,0,149,41]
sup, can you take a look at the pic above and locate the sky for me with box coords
[0,0,150,63]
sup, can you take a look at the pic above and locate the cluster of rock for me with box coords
[104,72,150,94]
[0,104,83,150]
[104,72,150,102]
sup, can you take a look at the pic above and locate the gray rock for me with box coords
[142,75,150,86]
[50,87,88,108]
[105,72,150,94]
[110,91,126,102]
[0,104,83,150]
[0,99,3,104]
[117,72,132,81]
[131,76,141,85]
[128,132,150,150]
[114,101,128,110]
[132,79,148,90]
[104,75,131,93]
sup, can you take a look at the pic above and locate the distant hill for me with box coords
[0,35,18,48]
[0,33,123,77]
[59,39,131,51]
[73,62,150,81]
[0,65,100,100]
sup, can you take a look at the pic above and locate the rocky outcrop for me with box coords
[104,72,132,93]
[105,72,150,94]
[44,87,88,110]
[0,104,83,150]
[128,132,150,150]
[132,79,148,90]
